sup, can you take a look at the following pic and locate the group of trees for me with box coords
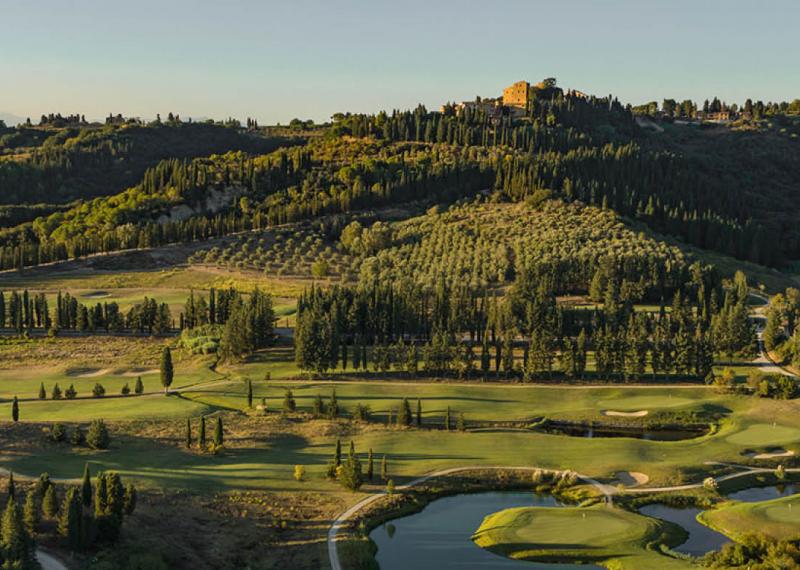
[58,466,136,552]
[295,269,756,382]
[0,121,291,206]
[763,288,800,363]
[182,288,276,360]
[326,440,388,492]
[633,96,800,121]
[0,466,135,567]
[1,81,799,270]
[184,415,224,450]
[0,290,173,335]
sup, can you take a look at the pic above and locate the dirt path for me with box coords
[35,550,68,570]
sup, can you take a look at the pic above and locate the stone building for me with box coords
[502,81,531,108]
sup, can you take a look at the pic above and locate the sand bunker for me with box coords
[603,410,649,417]
[615,471,649,487]
[82,291,111,299]
[67,368,112,378]
[120,369,159,377]
[748,449,796,460]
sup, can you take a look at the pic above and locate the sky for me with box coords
[1,0,799,125]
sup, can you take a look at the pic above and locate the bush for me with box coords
[51,383,63,400]
[294,465,306,482]
[87,419,110,449]
[92,383,106,398]
[65,384,77,399]
[50,423,67,443]
[71,425,85,446]
[120,383,130,396]
[311,259,330,278]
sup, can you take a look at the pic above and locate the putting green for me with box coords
[701,494,800,541]
[726,424,800,446]
[596,395,693,411]
[472,505,690,569]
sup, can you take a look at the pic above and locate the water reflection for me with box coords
[370,492,603,569]
[639,504,730,556]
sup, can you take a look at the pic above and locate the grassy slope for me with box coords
[700,494,800,542]
[472,504,690,569]
[5,363,800,492]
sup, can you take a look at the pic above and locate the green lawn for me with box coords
[2,341,800,497]
[472,504,690,569]
[700,494,800,541]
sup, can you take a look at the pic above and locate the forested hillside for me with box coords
[0,84,798,272]
[0,120,294,207]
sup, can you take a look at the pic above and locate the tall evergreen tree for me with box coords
[213,417,223,446]
[81,464,92,508]
[160,347,174,393]
[185,417,193,448]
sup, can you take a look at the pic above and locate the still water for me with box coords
[370,491,603,570]
[638,504,730,556]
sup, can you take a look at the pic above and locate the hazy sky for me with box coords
[2,0,798,124]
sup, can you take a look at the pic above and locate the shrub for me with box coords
[311,259,330,278]
[92,383,106,398]
[293,465,306,482]
[352,404,371,422]
[65,384,77,399]
[50,423,67,443]
[51,383,63,400]
[87,419,110,449]
[120,383,130,396]
[71,425,85,446]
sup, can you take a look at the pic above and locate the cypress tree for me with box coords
[42,485,58,520]
[2,495,31,565]
[399,398,412,426]
[283,389,296,412]
[81,464,92,508]
[38,383,46,400]
[416,399,422,427]
[334,439,342,467]
[367,449,374,481]
[22,489,39,535]
[445,406,451,431]
[185,417,192,448]
[312,394,324,417]
[199,416,206,447]
[123,483,137,515]
[58,488,82,552]
[7,472,15,501]
[214,417,223,446]
[134,376,144,395]
[160,347,174,393]
[381,455,388,481]
[11,396,18,422]
[246,379,253,408]
[327,389,339,419]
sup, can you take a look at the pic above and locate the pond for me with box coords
[536,421,706,441]
[726,483,799,502]
[639,504,730,556]
[370,491,603,570]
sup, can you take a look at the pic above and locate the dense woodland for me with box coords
[0,83,798,270]
[293,263,756,382]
